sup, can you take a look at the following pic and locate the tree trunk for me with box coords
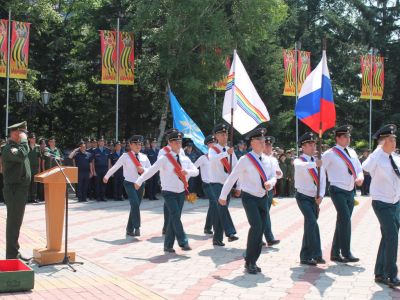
[157,84,169,147]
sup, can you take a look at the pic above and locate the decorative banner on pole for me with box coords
[100,30,117,84]
[360,55,384,100]
[0,19,8,78]
[297,51,311,93]
[10,21,30,79]
[118,31,134,85]
[283,49,311,96]
[283,49,295,96]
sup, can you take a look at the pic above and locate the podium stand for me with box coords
[33,166,78,266]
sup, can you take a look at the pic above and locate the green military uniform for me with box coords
[27,138,41,202]
[285,156,295,196]
[44,147,62,170]
[2,121,31,259]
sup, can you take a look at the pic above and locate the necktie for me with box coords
[222,148,229,173]
[389,155,400,178]
[343,148,353,176]
[311,157,314,162]
[135,153,139,160]
[259,156,265,190]
[176,154,181,166]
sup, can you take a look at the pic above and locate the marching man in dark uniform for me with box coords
[69,141,94,202]
[294,132,326,266]
[322,125,364,263]
[104,135,151,237]
[362,124,400,288]
[27,132,40,203]
[135,130,199,252]
[194,135,217,235]
[158,129,187,235]
[219,127,277,274]
[2,121,31,260]
[92,137,110,201]
[209,123,239,246]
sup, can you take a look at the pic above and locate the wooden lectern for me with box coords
[33,166,78,265]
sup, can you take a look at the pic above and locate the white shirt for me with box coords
[265,153,283,179]
[362,146,400,204]
[104,151,151,183]
[322,145,364,191]
[158,145,185,158]
[208,144,238,184]
[136,150,199,193]
[294,154,326,198]
[194,154,211,183]
[220,151,277,200]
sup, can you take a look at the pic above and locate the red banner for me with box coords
[0,19,8,78]
[10,21,30,79]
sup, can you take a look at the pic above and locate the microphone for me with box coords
[43,152,62,161]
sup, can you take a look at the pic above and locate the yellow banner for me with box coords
[283,49,310,96]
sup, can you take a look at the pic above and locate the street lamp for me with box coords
[16,87,24,103]
[41,90,50,105]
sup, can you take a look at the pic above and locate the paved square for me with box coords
[1,194,399,299]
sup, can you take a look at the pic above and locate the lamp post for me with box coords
[41,90,50,105]
[16,87,24,103]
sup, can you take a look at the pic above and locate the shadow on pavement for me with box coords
[213,273,271,288]
[93,237,138,245]
[124,254,190,264]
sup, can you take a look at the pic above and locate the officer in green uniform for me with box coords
[27,132,41,203]
[44,136,63,170]
[2,121,31,260]
[0,138,6,203]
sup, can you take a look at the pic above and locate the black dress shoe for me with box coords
[28,199,39,204]
[164,248,175,253]
[162,228,166,235]
[330,255,345,263]
[315,257,326,264]
[204,229,213,234]
[262,241,266,246]
[181,244,192,251]
[267,240,280,246]
[134,228,141,236]
[375,275,385,283]
[153,197,159,200]
[255,264,262,272]
[300,258,317,266]
[213,240,225,246]
[244,263,258,274]
[16,253,31,262]
[342,255,359,263]
[228,235,239,242]
[126,231,135,237]
[386,277,400,288]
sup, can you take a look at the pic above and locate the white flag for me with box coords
[223,51,270,135]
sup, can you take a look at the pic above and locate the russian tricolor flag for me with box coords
[295,51,336,134]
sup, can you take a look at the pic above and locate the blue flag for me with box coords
[169,89,208,154]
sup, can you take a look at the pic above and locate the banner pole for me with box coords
[5,9,11,137]
[369,50,373,150]
[294,41,300,156]
[115,17,120,141]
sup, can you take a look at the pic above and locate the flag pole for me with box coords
[229,49,237,171]
[316,38,327,213]
[294,41,301,156]
[5,9,11,137]
[115,17,120,141]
